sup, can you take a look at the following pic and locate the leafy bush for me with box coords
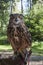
[0,1,9,34]
[24,2,43,41]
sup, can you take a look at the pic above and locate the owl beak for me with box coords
[15,18,18,22]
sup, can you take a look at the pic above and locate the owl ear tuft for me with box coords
[10,14,14,19]
[20,14,24,17]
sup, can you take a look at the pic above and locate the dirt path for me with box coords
[29,55,43,65]
[30,61,43,65]
[0,51,43,65]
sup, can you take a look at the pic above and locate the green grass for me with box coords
[0,45,12,51]
[0,35,7,40]
[0,35,43,55]
[32,41,43,55]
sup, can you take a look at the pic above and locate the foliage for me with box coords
[0,0,10,34]
[24,2,43,41]
[32,0,38,4]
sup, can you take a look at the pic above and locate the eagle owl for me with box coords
[7,14,32,55]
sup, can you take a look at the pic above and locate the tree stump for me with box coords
[0,51,26,65]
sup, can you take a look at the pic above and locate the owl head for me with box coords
[10,14,24,24]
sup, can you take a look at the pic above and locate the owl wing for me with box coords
[15,22,32,52]
[19,23,32,46]
[15,23,32,59]
[24,26,32,46]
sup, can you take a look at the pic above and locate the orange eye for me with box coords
[18,16,23,19]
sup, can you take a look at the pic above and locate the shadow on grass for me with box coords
[0,39,10,45]
[0,39,12,51]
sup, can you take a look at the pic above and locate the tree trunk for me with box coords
[10,0,13,14]
[21,0,23,14]
[30,0,32,10]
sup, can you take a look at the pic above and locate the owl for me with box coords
[7,14,32,56]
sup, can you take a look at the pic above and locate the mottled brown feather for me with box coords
[7,14,32,53]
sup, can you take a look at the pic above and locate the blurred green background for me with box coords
[0,0,43,55]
